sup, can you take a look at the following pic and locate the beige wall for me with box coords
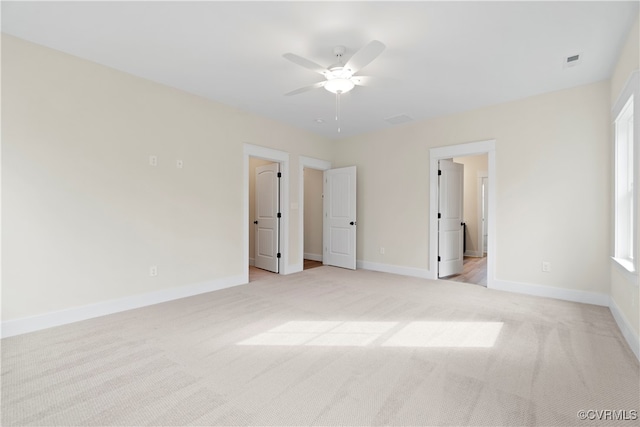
[453,154,488,257]
[2,35,332,321]
[333,80,611,295]
[303,168,324,259]
[609,13,639,338]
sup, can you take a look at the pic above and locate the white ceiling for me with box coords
[2,1,638,139]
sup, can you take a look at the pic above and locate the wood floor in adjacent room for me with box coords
[446,256,487,287]
[303,259,323,270]
[2,267,638,426]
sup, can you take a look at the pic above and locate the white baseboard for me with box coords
[303,253,323,262]
[490,279,610,306]
[357,263,609,307]
[357,260,432,279]
[464,250,482,258]
[609,298,640,361]
[1,274,246,339]
[249,257,255,266]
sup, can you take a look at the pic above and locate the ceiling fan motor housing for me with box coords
[332,45,346,57]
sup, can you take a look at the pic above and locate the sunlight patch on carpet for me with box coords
[381,321,503,348]
[237,320,503,348]
[237,321,397,346]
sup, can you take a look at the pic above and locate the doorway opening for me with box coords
[303,167,324,270]
[298,158,357,271]
[243,144,290,283]
[249,158,280,280]
[445,154,488,287]
[429,140,496,288]
[299,156,332,271]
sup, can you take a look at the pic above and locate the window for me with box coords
[614,93,636,272]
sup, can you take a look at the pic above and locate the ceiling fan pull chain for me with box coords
[337,92,341,133]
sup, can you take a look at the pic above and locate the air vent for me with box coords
[564,52,583,68]
[385,114,413,125]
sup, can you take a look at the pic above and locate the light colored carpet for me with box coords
[2,266,638,426]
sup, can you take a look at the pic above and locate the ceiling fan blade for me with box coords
[283,53,328,75]
[344,40,386,74]
[284,81,326,96]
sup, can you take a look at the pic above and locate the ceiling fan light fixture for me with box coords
[324,78,355,94]
[283,40,386,132]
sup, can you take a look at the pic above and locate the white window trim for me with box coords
[612,256,638,287]
[612,70,639,283]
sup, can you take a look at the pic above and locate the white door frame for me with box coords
[297,156,332,273]
[429,140,496,286]
[477,171,488,257]
[243,144,290,280]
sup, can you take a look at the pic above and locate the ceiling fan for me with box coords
[283,40,386,132]
[283,40,385,96]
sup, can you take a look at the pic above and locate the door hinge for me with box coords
[277,253,281,259]
[277,212,282,218]
[438,256,441,262]
[438,213,441,219]
[438,170,442,176]
[277,172,282,178]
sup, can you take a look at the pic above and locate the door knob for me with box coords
[350,221,356,225]
[254,221,258,224]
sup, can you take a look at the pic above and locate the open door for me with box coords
[254,163,280,273]
[438,159,464,277]
[323,166,356,270]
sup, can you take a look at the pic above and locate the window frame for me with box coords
[612,70,639,281]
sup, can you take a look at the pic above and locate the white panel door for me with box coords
[255,163,279,273]
[438,159,464,277]
[324,166,356,270]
